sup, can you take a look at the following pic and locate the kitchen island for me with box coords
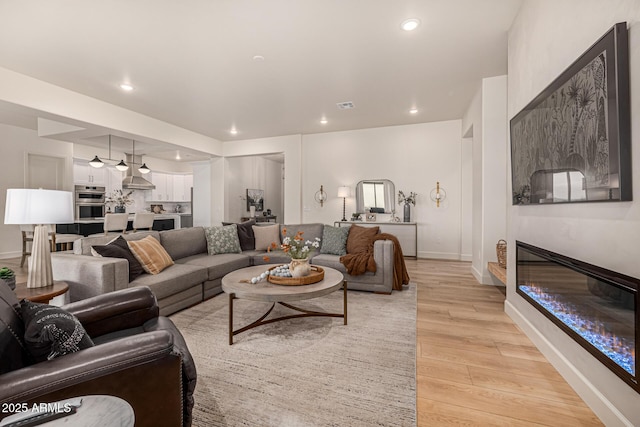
[57,214,181,236]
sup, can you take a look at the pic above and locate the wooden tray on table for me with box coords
[267,265,325,286]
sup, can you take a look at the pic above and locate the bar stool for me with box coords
[19,225,78,267]
[102,213,129,235]
[132,212,155,232]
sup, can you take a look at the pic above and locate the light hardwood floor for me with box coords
[407,258,603,426]
[3,256,603,425]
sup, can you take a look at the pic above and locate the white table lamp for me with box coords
[337,186,351,222]
[4,189,74,288]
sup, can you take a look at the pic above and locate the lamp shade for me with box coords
[4,189,74,225]
[337,186,351,198]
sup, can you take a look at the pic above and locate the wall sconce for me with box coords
[314,185,328,207]
[430,181,446,207]
[337,186,351,221]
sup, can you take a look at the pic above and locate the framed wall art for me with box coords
[510,22,631,205]
[246,189,264,212]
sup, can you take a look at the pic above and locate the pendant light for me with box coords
[131,139,151,174]
[89,135,128,170]
[115,160,129,171]
[89,155,104,168]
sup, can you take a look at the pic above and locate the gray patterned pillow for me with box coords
[320,225,349,256]
[205,224,242,255]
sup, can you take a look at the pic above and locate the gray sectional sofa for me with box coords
[51,223,395,316]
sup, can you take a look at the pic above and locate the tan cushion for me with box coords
[252,224,280,251]
[128,235,174,275]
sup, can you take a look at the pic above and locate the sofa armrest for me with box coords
[0,331,183,426]
[51,253,130,302]
[64,287,160,337]
[372,239,394,290]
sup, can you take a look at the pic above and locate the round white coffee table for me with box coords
[221,264,346,344]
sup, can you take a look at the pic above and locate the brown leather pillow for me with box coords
[346,225,379,254]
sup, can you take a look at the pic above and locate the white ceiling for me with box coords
[0,0,522,153]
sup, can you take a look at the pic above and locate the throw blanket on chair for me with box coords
[339,232,410,291]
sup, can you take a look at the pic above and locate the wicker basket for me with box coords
[496,240,507,269]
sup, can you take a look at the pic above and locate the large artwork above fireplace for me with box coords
[510,22,631,205]
[516,241,638,392]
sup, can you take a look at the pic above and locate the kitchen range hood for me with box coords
[122,154,155,190]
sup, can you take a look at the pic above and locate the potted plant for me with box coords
[0,267,16,290]
[106,189,134,213]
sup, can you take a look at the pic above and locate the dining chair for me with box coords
[132,212,155,232]
[19,225,78,267]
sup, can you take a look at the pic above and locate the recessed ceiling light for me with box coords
[401,18,420,31]
[119,83,134,91]
[409,108,418,114]
[252,55,265,62]
[320,118,328,125]
[230,128,238,135]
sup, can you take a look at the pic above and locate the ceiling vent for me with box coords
[336,101,355,109]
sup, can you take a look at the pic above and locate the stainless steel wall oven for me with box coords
[75,185,106,219]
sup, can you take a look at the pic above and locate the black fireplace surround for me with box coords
[516,241,638,392]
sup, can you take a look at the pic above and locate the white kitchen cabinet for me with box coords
[172,174,193,202]
[149,172,193,201]
[105,166,123,196]
[150,172,172,201]
[172,174,186,201]
[73,160,106,185]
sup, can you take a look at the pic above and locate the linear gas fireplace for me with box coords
[516,241,638,392]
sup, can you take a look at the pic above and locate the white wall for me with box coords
[224,134,303,224]
[462,76,508,284]
[224,156,283,223]
[460,137,473,261]
[506,2,640,425]
[302,121,464,259]
[0,123,74,258]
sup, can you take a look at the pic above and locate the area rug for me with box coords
[170,284,417,427]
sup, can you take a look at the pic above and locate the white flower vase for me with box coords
[249,205,256,217]
[290,258,311,278]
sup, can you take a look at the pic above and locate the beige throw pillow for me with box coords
[127,235,174,275]
[252,224,280,251]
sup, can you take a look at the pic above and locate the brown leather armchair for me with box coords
[0,284,196,427]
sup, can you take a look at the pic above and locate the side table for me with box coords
[14,280,69,306]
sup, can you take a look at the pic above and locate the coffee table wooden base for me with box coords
[228,282,347,345]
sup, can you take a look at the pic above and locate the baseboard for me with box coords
[0,251,21,260]
[504,301,633,427]
[459,253,472,262]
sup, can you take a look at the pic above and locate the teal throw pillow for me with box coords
[205,224,242,255]
[320,225,349,256]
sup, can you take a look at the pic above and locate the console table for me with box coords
[241,215,277,223]
[335,221,417,257]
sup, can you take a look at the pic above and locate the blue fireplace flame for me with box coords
[521,285,635,375]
